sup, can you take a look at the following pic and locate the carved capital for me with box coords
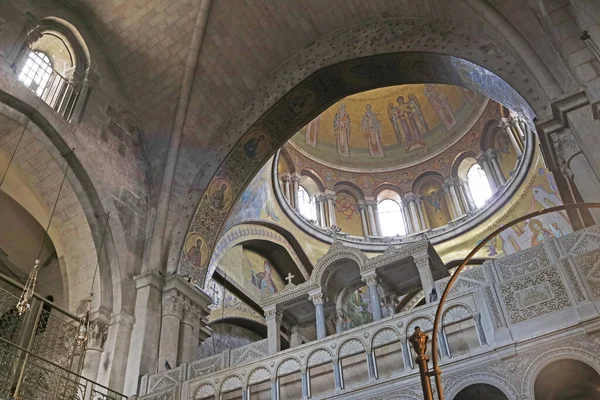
[162,290,184,318]
[362,272,378,287]
[309,291,324,305]
[87,319,108,350]
[264,306,282,322]
[550,129,581,165]
[413,253,430,269]
[291,172,302,183]
[280,173,291,183]
[182,301,201,324]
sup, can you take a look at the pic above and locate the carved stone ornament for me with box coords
[264,307,280,320]
[362,273,378,287]
[162,291,184,317]
[87,319,108,349]
[550,129,581,165]
[309,292,324,305]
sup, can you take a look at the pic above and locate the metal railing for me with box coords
[0,273,126,399]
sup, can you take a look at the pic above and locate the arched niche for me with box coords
[453,383,509,400]
[413,173,451,229]
[534,359,600,400]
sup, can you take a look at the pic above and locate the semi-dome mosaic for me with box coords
[289,84,487,172]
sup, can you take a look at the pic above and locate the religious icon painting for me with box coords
[320,168,338,184]
[287,87,316,117]
[395,170,415,186]
[184,233,209,267]
[433,155,450,172]
[207,178,234,211]
[242,129,271,160]
[357,175,376,189]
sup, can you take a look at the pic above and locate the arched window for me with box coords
[467,164,492,208]
[378,199,406,237]
[18,51,53,96]
[298,186,317,222]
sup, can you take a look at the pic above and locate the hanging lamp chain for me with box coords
[16,148,74,316]
[0,118,30,188]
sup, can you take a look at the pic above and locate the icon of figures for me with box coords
[387,95,428,152]
[208,178,233,211]
[333,103,351,157]
[529,218,555,246]
[244,134,266,159]
[186,236,204,267]
[250,261,278,295]
[361,104,385,158]
[305,115,320,148]
[424,84,457,131]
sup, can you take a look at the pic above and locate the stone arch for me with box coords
[338,337,366,358]
[522,346,600,399]
[0,100,122,315]
[246,366,271,386]
[300,168,326,193]
[480,119,502,152]
[371,327,401,349]
[307,348,333,367]
[442,304,474,325]
[276,357,301,376]
[178,15,552,283]
[278,146,296,174]
[444,372,518,400]
[333,181,365,201]
[451,150,479,179]
[310,242,368,287]
[406,316,434,337]
[412,171,446,194]
[374,183,405,200]
[193,383,215,400]
[219,375,243,394]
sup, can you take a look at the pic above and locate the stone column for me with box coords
[291,173,301,211]
[416,195,429,230]
[325,190,337,227]
[477,153,499,192]
[413,252,435,303]
[405,193,422,232]
[501,118,523,157]
[264,306,282,355]
[373,203,383,236]
[438,329,450,359]
[365,197,381,236]
[362,272,382,321]
[333,358,343,391]
[487,149,506,186]
[458,179,475,212]
[446,179,465,217]
[178,301,199,364]
[82,319,108,382]
[357,201,370,237]
[271,377,278,400]
[402,198,414,234]
[301,367,309,400]
[441,184,457,220]
[289,325,302,348]
[402,339,413,370]
[158,290,184,371]
[472,312,488,346]
[281,174,291,204]
[315,193,327,227]
[309,291,327,340]
[366,348,377,380]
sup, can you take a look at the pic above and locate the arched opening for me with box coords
[467,163,493,208]
[454,383,508,400]
[534,359,600,399]
[378,198,406,237]
[297,185,317,222]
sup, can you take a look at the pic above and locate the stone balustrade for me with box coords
[138,224,600,400]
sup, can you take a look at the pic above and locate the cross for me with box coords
[285,272,295,286]
[328,225,342,240]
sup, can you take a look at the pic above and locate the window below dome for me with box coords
[467,163,493,208]
[18,51,53,97]
[378,199,406,237]
[297,186,317,222]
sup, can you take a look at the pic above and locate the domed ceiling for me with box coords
[289,84,487,172]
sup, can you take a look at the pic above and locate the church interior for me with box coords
[0,1,600,399]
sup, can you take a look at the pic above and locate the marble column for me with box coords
[366,349,377,380]
[501,118,523,157]
[416,195,429,230]
[477,153,498,192]
[82,319,108,382]
[333,358,343,391]
[325,190,337,227]
[357,200,370,237]
[458,179,475,212]
[413,252,435,303]
[487,149,506,186]
[291,173,301,211]
[446,179,464,217]
[402,339,413,370]
[441,184,457,220]
[281,174,291,204]
[301,367,309,400]
[472,312,488,346]
[401,198,414,234]
[373,203,383,236]
[158,289,184,371]
[362,272,382,321]
[289,325,302,348]
[265,306,282,355]
[335,310,344,333]
[271,377,278,400]
[178,301,199,364]
[316,193,327,227]
[406,193,422,232]
[309,291,327,340]
[365,197,381,236]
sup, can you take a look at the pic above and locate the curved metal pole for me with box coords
[430,203,600,400]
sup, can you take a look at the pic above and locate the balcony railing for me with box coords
[0,273,126,400]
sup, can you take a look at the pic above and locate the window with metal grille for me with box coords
[18,51,53,97]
